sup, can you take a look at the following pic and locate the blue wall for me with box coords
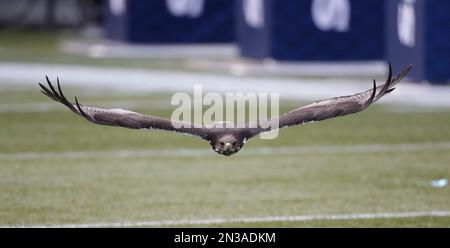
[104,0,234,44]
[104,0,450,83]
[386,0,450,83]
[237,0,385,61]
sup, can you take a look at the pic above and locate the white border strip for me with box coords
[2,62,450,107]
[0,100,171,113]
[3,211,450,228]
[1,142,450,160]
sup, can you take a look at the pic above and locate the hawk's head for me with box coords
[211,134,246,156]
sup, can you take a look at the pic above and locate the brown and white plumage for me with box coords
[39,78,209,140]
[245,63,413,138]
[39,63,412,156]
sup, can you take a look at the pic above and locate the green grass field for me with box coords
[0,85,449,227]
[0,31,449,227]
[0,30,211,73]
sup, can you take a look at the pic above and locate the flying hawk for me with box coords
[39,63,412,156]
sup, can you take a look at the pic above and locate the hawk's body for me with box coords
[39,64,412,156]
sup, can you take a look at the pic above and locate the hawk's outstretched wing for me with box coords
[40,63,412,144]
[39,77,210,141]
[246,63,413,138]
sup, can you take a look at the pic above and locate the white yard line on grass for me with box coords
[1,141,450,160]
[2,211,450,228]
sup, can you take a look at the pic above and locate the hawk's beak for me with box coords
[225,142,231,149]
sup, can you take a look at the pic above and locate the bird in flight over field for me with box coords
[39,63,412,156]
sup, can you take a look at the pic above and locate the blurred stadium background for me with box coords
[0,0,449,227]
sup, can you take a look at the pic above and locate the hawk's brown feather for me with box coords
[39,63,412,156]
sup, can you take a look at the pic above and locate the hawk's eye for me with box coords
[232,142,237,146]
[219,142,224,146]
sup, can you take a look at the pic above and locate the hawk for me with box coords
[39,63,412,156]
